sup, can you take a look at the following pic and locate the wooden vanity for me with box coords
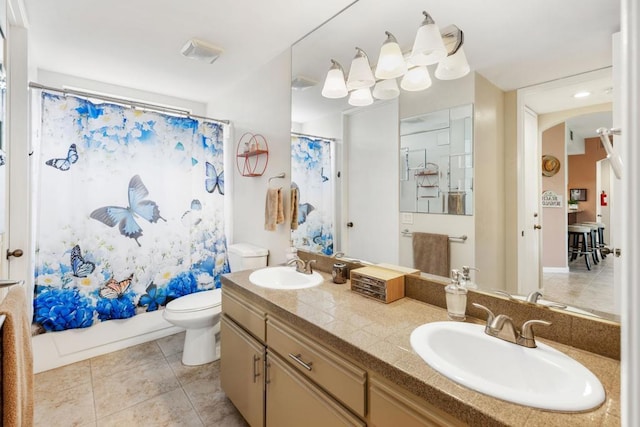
[220,269,620,426]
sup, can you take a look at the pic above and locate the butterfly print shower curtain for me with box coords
[32,92,229,333]
[290,136,334,256]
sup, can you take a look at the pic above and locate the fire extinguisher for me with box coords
[601,191,608,206]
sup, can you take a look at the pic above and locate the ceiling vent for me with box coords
[181,39,223,64]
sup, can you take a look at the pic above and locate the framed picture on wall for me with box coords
[570,188,587,201]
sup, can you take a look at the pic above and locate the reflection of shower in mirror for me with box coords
[597,127,622,179]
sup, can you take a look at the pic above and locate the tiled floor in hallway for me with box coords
[34,332,249,427]
[542,252,616,320]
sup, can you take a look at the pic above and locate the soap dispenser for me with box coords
[461,266,479,290]
[445,269,467,321]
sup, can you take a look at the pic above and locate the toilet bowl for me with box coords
[163,288,222,366]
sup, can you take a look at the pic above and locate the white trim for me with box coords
[7,0,28,28]
[621,1,639,425]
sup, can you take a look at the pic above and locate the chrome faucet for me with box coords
[286,257,316,275]
[472,303,551,348]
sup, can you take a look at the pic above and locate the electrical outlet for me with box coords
[401,212,413,224]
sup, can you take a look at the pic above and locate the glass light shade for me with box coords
[348,88,374,106]
[434,46,470,80]
[321,60,348,98]
[374,32,408,80]
[346,48,375,90]
[410,13,447,66]
[400,66,432,91]
[372,78,400,100]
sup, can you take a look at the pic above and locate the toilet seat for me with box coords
[165,289,221,313]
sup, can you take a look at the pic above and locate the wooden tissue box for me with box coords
[350,266,405,303]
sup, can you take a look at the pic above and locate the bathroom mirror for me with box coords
[400,105,473,215]
[290,0,619,322]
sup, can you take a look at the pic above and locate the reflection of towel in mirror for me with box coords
[265,187,284,231]
[0,286,34,427]
[412,232,450,277]
[290,185,299,230]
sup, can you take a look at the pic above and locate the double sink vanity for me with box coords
[220,252,620,426]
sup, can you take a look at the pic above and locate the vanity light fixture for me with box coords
[180,39,223,64]
[347,48,376,90]
[410,11,447,66]
[374,32,408,79]
[321,60,349,98]
[401,66,433,91]
[435,26,470,80]
[348,87,374,106]
[372,78,400,100]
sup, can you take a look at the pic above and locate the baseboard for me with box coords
[32,310,184,373]
[543,267,570,274]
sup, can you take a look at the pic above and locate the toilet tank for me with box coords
[228,243,269,272]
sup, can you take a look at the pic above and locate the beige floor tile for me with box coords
[167,354,219,387]
[183,376,247,427]
[96,387,203,427]
[35,380,96,426]
[156,331,186,358]
[35,359,92,394]
[93,357,180,419]
[90,341,165,380]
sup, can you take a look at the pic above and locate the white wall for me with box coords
[208,49,292,266]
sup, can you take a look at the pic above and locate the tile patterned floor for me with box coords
[34,332,249,427]
[542,252,616,318]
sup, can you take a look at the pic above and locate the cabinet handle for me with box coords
[265,361,271,385]
[253,354,261,383]
[288,353,313,371]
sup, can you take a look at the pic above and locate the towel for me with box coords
[265,187,284,231]
[0,286,34,427]
[290,185,299,230]
[412,232,450,277]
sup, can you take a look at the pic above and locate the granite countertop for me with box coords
[221,270,620,427]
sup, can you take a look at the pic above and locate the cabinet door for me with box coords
[369,376,464,427]
[221,316,265,427]
[266,351,365,427]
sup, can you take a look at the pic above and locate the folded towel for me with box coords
[265,187,284,231]
[290,185,299,230]
[412,232,450,277]
[0,286,34,427]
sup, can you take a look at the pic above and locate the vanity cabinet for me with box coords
[266,350,365,427]
[220,316,265,427]
[368,375,464,427]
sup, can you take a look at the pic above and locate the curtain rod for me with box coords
[291,131,336,142]
[28,82,230,125]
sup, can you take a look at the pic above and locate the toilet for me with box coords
[163,243,268,365]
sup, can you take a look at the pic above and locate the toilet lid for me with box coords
[165,289,222,313]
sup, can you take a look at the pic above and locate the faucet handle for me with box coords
[472,303,495,324]
[521,319,552,339]
[305,259,317,274]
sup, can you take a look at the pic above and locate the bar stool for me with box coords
[576,222,602,264]
[567,225,593,270]
[581,221,607,258]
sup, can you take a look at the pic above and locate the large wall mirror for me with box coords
[291,0,620,322]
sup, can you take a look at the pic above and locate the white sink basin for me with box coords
[410,321,605,412]
[249,266,324,290]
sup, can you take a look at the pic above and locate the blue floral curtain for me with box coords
[33,93,229,333]
[291,135,333,255]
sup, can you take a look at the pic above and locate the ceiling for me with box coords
[24,0,619,114]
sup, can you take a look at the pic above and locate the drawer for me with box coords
[266,316,367,417]
[222,288,266,342]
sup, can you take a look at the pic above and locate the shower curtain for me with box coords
[291,135,333,255]
[32,92,229,333]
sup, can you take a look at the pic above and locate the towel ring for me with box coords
[268,172,286,184]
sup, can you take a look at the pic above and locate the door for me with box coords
[519,107,542,294]
[220,316,265,427]
[343,101,399,264]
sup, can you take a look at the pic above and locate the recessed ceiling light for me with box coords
[573,91,591,98]
[181,39,223,64]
